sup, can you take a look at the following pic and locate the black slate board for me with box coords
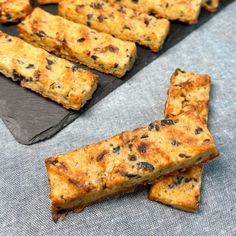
[0,0,232,145]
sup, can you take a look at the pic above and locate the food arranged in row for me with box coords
[18,8,137,78]
[0,0,220,111]
[58,0,170,52]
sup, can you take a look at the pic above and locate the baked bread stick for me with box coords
[45,111,218,221]
[148,69,211,212]
[18,8,137,78]
[0,31,98,110]
[202,0,219,12]
[0,0,32,23]
[58,0,170,52]
[36,0,219,13]
[106,0,202,24]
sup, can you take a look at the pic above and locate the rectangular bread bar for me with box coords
[45,111,218,221]
[148,69,211,212]
[36,0,219,13]
[107,0,202,24]
[0,31,98,110]
[17,8,137,78]
[202,0,219,12]
[58,0,170,52]
[0,0,32,23]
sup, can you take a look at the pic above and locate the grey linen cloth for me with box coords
[0,3,236,236]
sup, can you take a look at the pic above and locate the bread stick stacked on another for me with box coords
[45,110,218,222]
[149,69,212,212]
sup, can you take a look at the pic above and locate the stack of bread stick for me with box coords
[0,1,220,221]
[45,68,219,222]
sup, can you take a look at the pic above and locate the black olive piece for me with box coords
[12,70,24,83]
[195,127,203,135]
[119,170,138,178]
[161,119,175,126]
[171,139,181,146]
[136,162,154,171]
[168,175,185,188]
[97,15,106,22]
[144,18,150,26]
[90,2,104,9]
[17,59,24,65]
[141,134,149,139]
[112,146,120,154]
[128,154,137,161]
[96,151,107,161]
[6,14,12,20]
[123,25,131,30]
[184,178,193,183]
[36,31,46,37]
[106,45,119,53]
[91,55,98,60]
[118,6,126,13]
[72,64,80,71]
[46,58,54,70]
[128,143,133,150]
[77,37,85,42]
[50,159,58,165]
[87,14,93,20]
[179,154,191,158]
[148,122,155,130]
[25,64,34,69]
[34,70,41,81]
[137,142,147,153]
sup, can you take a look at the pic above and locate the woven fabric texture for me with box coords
[0,3,236,235]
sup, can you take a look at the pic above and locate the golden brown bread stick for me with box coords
[148,69,211,212]
[0,31,98,110]
[58,0,170,52]
[18,8,137,78]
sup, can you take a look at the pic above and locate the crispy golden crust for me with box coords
[0,0,32,23]
[45,111,218,221]
[37,0,58,4]
[18,8,137,78]
[148,69,211,212]
[202,0,219,12]
[58,0,170,52]
[0,31,98,110]
[107,0,202,24]
[148,165,203,212]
